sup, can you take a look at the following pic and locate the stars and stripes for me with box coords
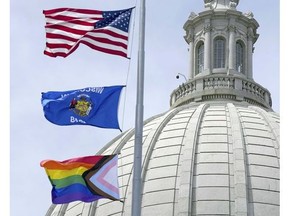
[43,8,134,58]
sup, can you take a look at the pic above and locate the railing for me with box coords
[173,81,196,102]
[170,75,271,109]
[203,77,235,89]
[242,80,265,101]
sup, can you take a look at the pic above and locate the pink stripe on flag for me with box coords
[97,159,118,194]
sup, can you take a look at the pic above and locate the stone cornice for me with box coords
[184,9,259,33]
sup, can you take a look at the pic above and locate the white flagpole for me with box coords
[131,0,146,215]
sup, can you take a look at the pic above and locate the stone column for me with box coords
[228,25,236,73]
[247,27,254,80]
[188,28,195,79]
[204,21,211,74]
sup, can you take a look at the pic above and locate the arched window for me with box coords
[214,37,226,68]
[236,41,244,73]
[196,42,204,75]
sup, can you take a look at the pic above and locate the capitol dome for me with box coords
[45,0,280,215]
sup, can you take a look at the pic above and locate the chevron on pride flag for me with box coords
[40,155,120,204]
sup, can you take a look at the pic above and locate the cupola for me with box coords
[170,0,272,110]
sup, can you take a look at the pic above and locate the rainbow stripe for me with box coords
[41,155,107,204]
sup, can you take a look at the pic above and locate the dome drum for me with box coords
[184,8,259,81]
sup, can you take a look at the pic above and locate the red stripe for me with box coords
[44,43,80,58]
[93,29,128,41]
[43,8,102,16]
[62,155,104,164]
[46,32,78,43]
[44,50,58,57]
[45,15,99,26]
[45,30,128,52]
[40,155,105,169]
[80,40,127,58]
[44,40,127,58]
[46,42,72,50]
[45,24,89,36]
[85,34,127,49]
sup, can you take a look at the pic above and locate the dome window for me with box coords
[196,42,204,75]
[213,37,226,68]
[236,41,244,73]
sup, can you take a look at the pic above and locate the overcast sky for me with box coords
[6,0,285,215]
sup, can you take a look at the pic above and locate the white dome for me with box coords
[46,100,279,216]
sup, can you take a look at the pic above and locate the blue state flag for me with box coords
[41,86,124,130]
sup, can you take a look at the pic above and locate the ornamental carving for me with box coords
[188,12,197,20]
[227,25,237,32]
[204,0,239,9]
[247,27,255,39]
[229,0,239,9]
[204,24,213,33]
[244,11,254,19]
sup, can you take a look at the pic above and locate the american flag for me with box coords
[43,8,134,58]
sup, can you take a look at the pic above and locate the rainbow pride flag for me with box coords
[41,155,119,204]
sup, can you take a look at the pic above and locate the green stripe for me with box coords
[50,175,86,189]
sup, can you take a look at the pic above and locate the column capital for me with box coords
[247,27,255,40]
[228,25,237,32]
[185,35,194,43]
[204,24,212,33]
[184,28,194,43]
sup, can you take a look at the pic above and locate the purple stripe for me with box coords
[51,183,102,204]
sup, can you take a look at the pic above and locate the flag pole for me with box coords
[132,0,145,215]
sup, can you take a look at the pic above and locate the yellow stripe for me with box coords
[45,166,88,179]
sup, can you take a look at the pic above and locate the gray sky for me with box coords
[7,0,282,215]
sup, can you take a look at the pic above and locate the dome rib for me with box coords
[141,105,201,215]
[97,128,134,155]
[141,108,183,214]
[119,109,179,214]
[176,103,208,216]
[98,113,165,156]
[249,106,280,148]
[83,114,170,215]
[190,104,233,215]
[142,108,184,180]
[45,204,57,216]
[87,202,97,216]
[47,204,68,216]
[236,106,280,215]
[141,107,186,184]
[248,106,280,164]
[227,103,249,215]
